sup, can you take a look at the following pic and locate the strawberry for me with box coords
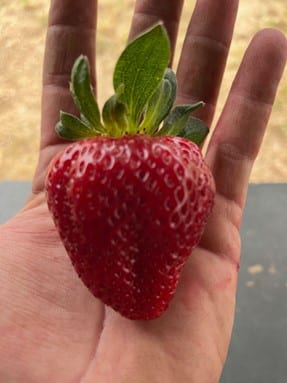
[45,23,215,320]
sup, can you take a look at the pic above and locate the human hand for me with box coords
[0,1,286,382]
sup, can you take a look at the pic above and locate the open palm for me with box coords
[0,1,286,382]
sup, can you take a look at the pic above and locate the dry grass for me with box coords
[0,0,286,181]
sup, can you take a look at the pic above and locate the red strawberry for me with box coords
[45,24,215,320]
[46,135,215,319]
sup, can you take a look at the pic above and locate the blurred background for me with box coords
[0,0,286,181]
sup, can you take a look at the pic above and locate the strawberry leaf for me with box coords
[102,86,129,136]
[139,68,177,135]
[70,56,105,132]
[56,24,208,144]
[56,112,99,141]
[177,117,209,145]
[113,23,170,132]
[158,102,205,136]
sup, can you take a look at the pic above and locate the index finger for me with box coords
[34,0,97,192]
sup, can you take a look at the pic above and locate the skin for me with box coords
[0,0,286,382]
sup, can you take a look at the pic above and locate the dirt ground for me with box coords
[0,0,286,181]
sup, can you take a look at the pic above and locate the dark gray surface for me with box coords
[0,181,31,223]
[221,184,287,383]
[0,182,287,381]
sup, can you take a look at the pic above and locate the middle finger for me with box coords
[176,0,239,126]
[129,0,184,62]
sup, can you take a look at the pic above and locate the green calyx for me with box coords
[56,22,209,145]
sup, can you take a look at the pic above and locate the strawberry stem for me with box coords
[55,24,210,146]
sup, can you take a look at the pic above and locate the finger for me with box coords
[42,0,97,146]
[129,0,184,62]
[176,0,239,126]
[206,29,287,209]
[33,0,97,192]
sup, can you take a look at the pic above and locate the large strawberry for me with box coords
[46,23,215,320]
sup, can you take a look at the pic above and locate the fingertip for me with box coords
[230,28,287,106]
[250,28,287,67]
